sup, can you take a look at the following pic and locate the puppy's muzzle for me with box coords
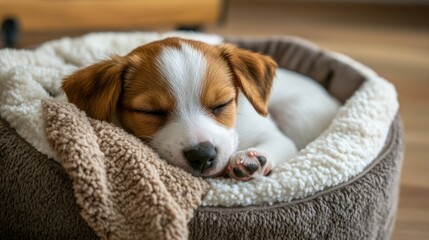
[183,141,217,173]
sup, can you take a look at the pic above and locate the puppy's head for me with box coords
[62,37,277,177]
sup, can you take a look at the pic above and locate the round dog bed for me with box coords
[0,33,402,240]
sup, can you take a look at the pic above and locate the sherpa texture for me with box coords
[42,100,209,240]
[42,101,209,240]
[0,33,399,207]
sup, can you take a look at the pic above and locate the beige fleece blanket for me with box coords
[42,100,209,240]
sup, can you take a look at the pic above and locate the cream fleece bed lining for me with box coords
[0,32,398,207]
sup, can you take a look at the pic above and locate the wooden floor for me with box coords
[5,1,429,238]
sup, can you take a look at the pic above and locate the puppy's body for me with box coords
[234,69,339,178]
[62,37,340,180]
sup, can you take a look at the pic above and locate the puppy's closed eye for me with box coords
[211,99,234,115]
[133,108,169,118]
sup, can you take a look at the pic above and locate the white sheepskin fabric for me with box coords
[0,32,398,207]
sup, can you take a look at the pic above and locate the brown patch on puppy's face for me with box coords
[197,44,237,129]
[118,42,177,140]
[201,64,237,128]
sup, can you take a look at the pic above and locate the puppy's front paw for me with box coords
[224,148,273,181]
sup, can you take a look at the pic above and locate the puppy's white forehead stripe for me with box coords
[157,42,207,116]
[152,41,238,176]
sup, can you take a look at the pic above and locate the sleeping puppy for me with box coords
[62,37,340,180]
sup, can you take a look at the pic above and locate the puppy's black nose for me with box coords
[183,141,217,173]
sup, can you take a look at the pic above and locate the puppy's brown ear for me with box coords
[62,57,126,121]
[219,44,277,116]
